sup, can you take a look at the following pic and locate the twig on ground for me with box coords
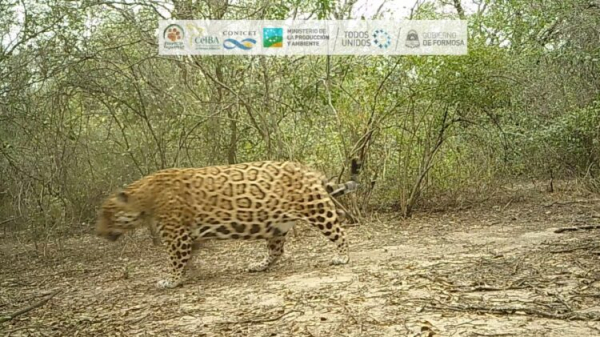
[366,314,384,325]
[512,258,525,276]
[453,285,530,293]
[0,290,61,324]
[218,310,302,325]
[553,293,574,313]
[501,199,514,211]
[339,301,363,335]
[2,324,45,335]
[425,302,600,321]
[550,245,598,253]
[544,199,600,207]
[127,314,149,324]
[554,225,600,233]
[0,218,19,227]
[304,326,317,337]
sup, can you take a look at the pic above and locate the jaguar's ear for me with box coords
[116,190,128,203]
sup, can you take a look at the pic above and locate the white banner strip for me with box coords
[158,20,467,56]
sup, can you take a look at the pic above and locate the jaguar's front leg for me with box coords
[156,230,193,289]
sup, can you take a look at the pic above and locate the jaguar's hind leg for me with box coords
[248,222,295,272]
[305,204,349,265]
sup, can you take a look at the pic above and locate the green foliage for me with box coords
[1,0,600,240]
[532,100,600,175]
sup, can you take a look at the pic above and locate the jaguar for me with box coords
[96,159,360,288]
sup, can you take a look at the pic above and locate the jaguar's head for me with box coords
[96,190,145,242]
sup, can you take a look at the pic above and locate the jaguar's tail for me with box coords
[325,158,361,198]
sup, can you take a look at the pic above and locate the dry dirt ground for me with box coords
[3,188,600,336]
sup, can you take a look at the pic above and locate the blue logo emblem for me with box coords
[373,29,391,49]
[223,38,256,50]
[263,28,283,48]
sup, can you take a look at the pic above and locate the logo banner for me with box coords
[159,20,467,56]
